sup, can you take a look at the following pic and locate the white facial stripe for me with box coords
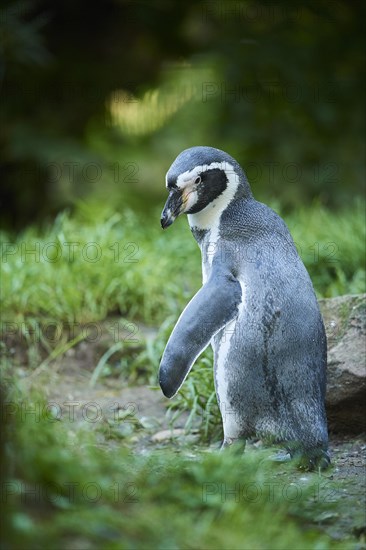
[175,161,236,189]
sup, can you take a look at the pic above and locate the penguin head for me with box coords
[160,146,252,229]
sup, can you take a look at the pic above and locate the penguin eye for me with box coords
[194,176,201,185]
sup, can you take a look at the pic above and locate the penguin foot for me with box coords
[220,438,246,454]
[292,449,331,471]
[268,451,292,463]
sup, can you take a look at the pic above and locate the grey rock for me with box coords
[320,294,366,433]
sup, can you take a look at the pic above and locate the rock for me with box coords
[319,294,366,434]
[139,416,161,431]
[151,429,186,442]
[150,428,200,444]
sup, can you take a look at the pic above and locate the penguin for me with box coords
[159,146,329,469]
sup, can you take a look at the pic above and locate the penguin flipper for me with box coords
[159,269,242,398]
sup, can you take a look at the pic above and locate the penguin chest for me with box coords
[200,234,219,284]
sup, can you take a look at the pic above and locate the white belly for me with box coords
[214,277,246,440]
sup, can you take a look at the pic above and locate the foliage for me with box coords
[0,205,199,325]
[2,384,356,550]
[1,1,365,228]
[1,201,365,329]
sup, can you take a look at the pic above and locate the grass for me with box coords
[283,200,365,297]
[1,204,199,326]
[1,199,365,329]
[1,382,356,550]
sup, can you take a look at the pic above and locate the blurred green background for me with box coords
[1,0,365,229]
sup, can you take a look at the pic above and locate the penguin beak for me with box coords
[161,188,183,229]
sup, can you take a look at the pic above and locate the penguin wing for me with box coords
[159,268,242,398]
